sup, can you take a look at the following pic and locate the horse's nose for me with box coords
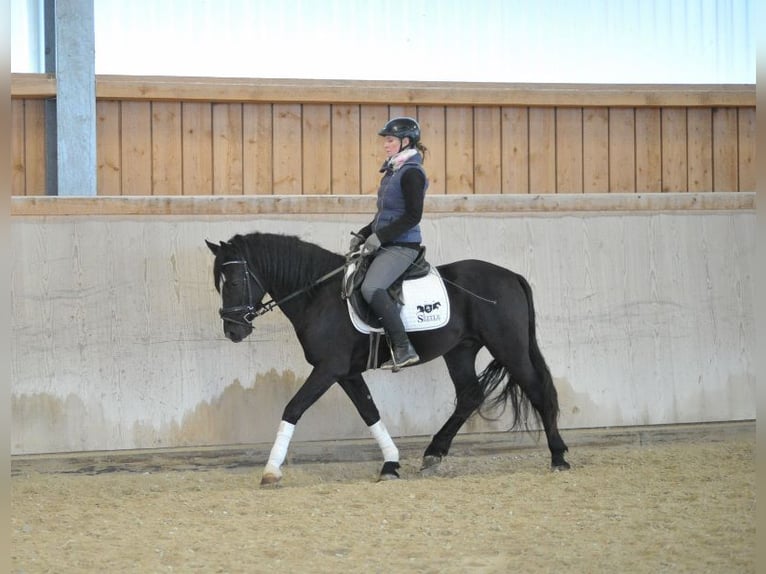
[225,327,244,343]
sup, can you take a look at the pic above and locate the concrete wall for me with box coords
[11,198,755,454]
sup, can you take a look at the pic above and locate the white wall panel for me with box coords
[10,207,755,454]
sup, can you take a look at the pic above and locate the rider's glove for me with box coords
[363,233,381,254]
[349,232,365,253]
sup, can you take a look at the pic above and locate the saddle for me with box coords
[342,247,450,333]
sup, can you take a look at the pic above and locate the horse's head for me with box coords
[206,239,266,343]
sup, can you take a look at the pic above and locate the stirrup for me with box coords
[381,347,420,372]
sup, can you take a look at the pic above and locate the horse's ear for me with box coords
[205,239,220,255]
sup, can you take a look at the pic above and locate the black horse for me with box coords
[206,232,569,485]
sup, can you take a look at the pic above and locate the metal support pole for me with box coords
[44,0,57,196]
[54,0,96,196]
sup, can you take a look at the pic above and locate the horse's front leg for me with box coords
[338,375,400,481]
[261,367,336,487]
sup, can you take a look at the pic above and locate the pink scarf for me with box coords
[384,148,418,173]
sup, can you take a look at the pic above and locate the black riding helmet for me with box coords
[378,117,420,147]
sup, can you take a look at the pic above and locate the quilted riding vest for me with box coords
[372,153,428,244]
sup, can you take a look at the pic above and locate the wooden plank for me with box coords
[331,104,360,195]
[445,107,474,194]
[300,104,331,194]
[212,103,244,195]
[24,99,47,196]
[96,101,122,196]
[609,108,636,193]
[529,108,556,193]
[359,105,388,195]
[635,108,662,193]
[737,108,755,192]
[11,192,754,217]
[272,104,302,195]
[501,107,529,194]
[12,74,751,107]
[583,108,609,193]
[661,108,688,192]
[11,100,26,195]
[242,103,272,195]
[712,108,738,192]
[11,73,57,97]
[182,102,213,195]
[151,102,182,195]
[389,105,417,120]
[473,107,502,193]
[555,108,583,193]
[418,106,446,195]
[120,101,152,195]
[687,108,713,192]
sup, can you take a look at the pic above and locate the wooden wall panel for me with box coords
[182,102,213,195]
[445,107,474,194]
[529,108,556,193]
[609,108,635,193]
[389,105,417,120]
[10,80,756,197]
[273,104,302,195]
[418,106,446,195]
[556,108,583,193]
[712,108,738,192]
[687,108,713,192]
[473,107,502,194]
[331,105,360,195]
[120,102,152,196]
[301,104,331,195]
[11,100,26,195]
[661,109,688,192]
[212,103,244,195]
[359,105,388,195]
[635,109,662,193]
[501,107,529,194]
[738,108,755,192]
[583,108,608,193]
[151,102,182,195]
[97,101,122,195]
[243,103,272,195]
[23,100,47,196]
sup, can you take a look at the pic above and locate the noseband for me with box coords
[218,259,272,327]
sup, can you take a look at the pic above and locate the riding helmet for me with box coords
[378,117,420,144]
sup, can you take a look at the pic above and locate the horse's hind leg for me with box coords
[516,361,570,470]
[422,342,483,473]
[488,344,570,471]
[338,375,401,481]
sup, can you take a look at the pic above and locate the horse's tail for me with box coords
[475,273,558,429]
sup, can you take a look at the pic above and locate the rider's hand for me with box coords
[363,233,381,254]
[349,233,364,253]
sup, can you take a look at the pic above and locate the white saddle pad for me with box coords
[348,267,451,334]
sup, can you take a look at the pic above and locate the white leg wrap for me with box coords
[369,420,399,462]
[265,420,295,474]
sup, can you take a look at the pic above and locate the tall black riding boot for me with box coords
[368,289,420,372]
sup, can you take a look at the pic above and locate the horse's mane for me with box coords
[226,232,345,293]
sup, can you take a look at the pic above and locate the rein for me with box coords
[219,258,345,326]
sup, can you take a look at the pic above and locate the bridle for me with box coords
[218,259,274,328]
[218,256,345,328]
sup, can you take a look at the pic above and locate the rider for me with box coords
[349,117,429,371]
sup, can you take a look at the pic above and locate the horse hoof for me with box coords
[377,473,400,482]
[551,461,571,472]
[420,455,442,474]
[378,461,400,481]
[260,473,282,487]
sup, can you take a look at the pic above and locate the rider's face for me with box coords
[382,136,409,157]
